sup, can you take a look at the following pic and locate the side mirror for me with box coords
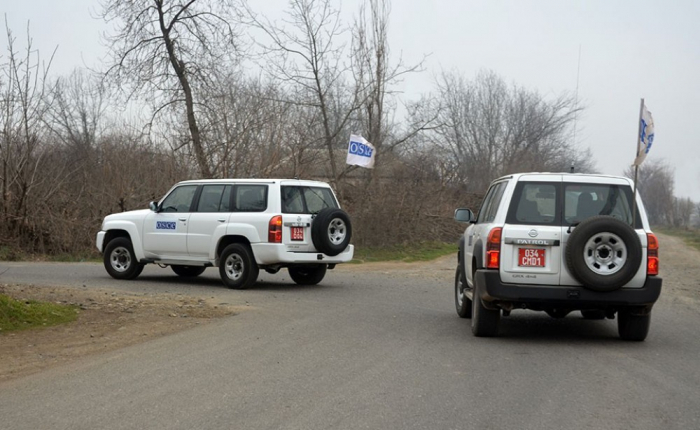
[454,208,475,223]
[149,201,159,212]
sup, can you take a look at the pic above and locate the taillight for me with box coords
[647,233,659,275]
[269,215,282,243]
[486,227,502,269]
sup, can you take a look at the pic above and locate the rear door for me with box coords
[186,184,233,259]
[499,176,563,285]
[280,185,339,252]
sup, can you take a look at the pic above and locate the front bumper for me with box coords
[96,231,106,253]
[251,243,354,265]
[476,269,662,307]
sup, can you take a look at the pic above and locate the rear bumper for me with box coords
[476,269,662,307]
[252,243,354,265]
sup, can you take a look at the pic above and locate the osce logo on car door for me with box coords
[156,221,176,230]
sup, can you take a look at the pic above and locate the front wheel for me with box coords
[103,237,143,280]
[219,243,259,289]
[455,267,472,318]
[288,264,327,285]
[171,265,206,277]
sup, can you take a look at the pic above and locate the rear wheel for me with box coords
[455,267,472,318]
[171,265,206,277]
[219,243,259,289]
[617,309,650,341]
[471,273,500,337]
[288,264,327,285]
[103,237,143,280]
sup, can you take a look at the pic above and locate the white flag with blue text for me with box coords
[633,104,655,166]
[346,135,376,168]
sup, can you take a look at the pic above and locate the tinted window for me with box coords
[506,182,559,225]
[476,183,498,224]
[482,182,507,223]
[282,186,339,214]
[161,185,198,213]
[234,185,267,212]
[564,183,639,226]
[196,185,232,212]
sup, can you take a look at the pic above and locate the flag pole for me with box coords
[631,98,644,228]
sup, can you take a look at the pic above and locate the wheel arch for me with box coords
[216,235,253,265]
[102,225,145,261]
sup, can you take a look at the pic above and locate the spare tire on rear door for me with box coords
[311,208,352,256]
[565,216,642,292]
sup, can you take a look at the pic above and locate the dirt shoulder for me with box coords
[0,233,698,383]
[0,284,239,382]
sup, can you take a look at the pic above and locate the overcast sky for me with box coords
[4,0,699,200]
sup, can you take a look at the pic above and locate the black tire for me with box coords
[103,237,144,280]
[455,267,472,318]
[171,265,206,277]
[219,243,259,289]
[566,216,642,292]
[288,264,327,285]
[311,208,352,256]
[471,273,499,337]
[581,309,606,320]
[618,309,651,341]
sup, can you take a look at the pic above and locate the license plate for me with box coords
[291,226,304,241]
[518,248,545,267]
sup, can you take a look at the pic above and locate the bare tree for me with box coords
[624,159,674,225]
[429,70,593,192]
[0,21,57,250]
[244,0,362,186]
[99,0,240,178]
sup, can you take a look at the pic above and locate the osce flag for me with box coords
[346,134,376,168]
[633,103,655,166]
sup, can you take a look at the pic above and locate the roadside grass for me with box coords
[0,246,100,263]
[654,226,700,252]
[0,294,78,333]
[352,241,457,263]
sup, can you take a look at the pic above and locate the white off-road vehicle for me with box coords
[454,173,662,340]
[96,179,354,289]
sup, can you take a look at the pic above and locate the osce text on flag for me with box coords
[346,134,375,168]
[349,139,373,158]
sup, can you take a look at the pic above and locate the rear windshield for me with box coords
[506,182,641,228]
[281,186,339,214]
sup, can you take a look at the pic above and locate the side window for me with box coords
[234,185,267,212]
[282,186,305,213]
[160,185,198,213]
[482,182,507,223]
[506,182,558,225]
[476,182,506,224]
[196,185,232,212]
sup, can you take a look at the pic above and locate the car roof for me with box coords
[493,172,633,186]
[175,178,333,188]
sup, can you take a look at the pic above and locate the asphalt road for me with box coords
[1,260,699,430]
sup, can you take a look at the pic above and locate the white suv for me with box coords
[454,173,662,341]
[96,179,354,289]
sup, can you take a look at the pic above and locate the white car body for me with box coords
[97,179,354,288]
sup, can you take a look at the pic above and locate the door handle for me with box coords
[178,218,187,222]
[217,219,226,222]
